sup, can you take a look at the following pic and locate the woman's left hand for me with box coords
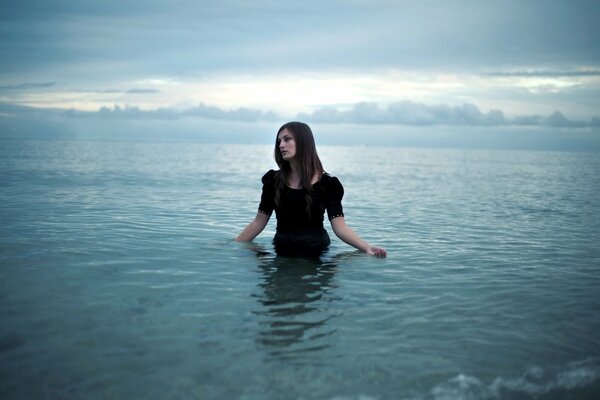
[367,246,387,258]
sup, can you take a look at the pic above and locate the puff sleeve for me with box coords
[324,175,344,221]
[258,170,276,216]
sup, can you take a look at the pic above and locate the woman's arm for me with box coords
[235,212,270,242]
[331,217,387,257]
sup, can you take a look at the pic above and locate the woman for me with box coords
[236,122,387,258]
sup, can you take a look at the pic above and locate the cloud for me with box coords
[1,1,598,126]
[63,105,177,120]
[299,101,600,128]
[75,88,161,94]
[61,103,280,122]
[542,111,595,128]
[4,99,599,130]
[0,82,57,90]
[126,88,160,94]
[2,1,599,80]
[48,101,600,128]
[485,69,600,78]
[182,103,280,122]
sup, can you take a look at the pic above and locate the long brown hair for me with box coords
[273,122,324,211]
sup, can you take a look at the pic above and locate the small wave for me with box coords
[431,358,600,399]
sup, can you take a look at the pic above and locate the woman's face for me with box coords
[278,129,296,161]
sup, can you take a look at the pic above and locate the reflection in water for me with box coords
[250,247,357,361]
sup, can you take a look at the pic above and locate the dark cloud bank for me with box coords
[59,101,600,129]
[299,102,600,128]
[1,101,599,151]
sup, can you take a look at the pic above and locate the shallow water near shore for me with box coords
[1,139,600,399]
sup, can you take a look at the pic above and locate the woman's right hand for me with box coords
[367,246,387,258]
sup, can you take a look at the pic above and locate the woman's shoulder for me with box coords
[319,172,342,186]
[261,169,278,184]
[317,173,344,197]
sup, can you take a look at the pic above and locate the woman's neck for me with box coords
[287,161,302,188]
[286,161,320,188]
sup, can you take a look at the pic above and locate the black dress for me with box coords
[258,169,345,257]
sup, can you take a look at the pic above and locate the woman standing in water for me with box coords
[236,122,387,258]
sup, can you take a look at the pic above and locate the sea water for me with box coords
[1,139,599,400]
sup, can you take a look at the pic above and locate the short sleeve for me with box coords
[323,175,344,220]
[258,169,276,216]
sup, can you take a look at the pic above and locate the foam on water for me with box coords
[431,358,600,400]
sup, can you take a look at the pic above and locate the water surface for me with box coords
[1,140,599,399]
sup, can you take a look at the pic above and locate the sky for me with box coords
[1,0,600,148]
